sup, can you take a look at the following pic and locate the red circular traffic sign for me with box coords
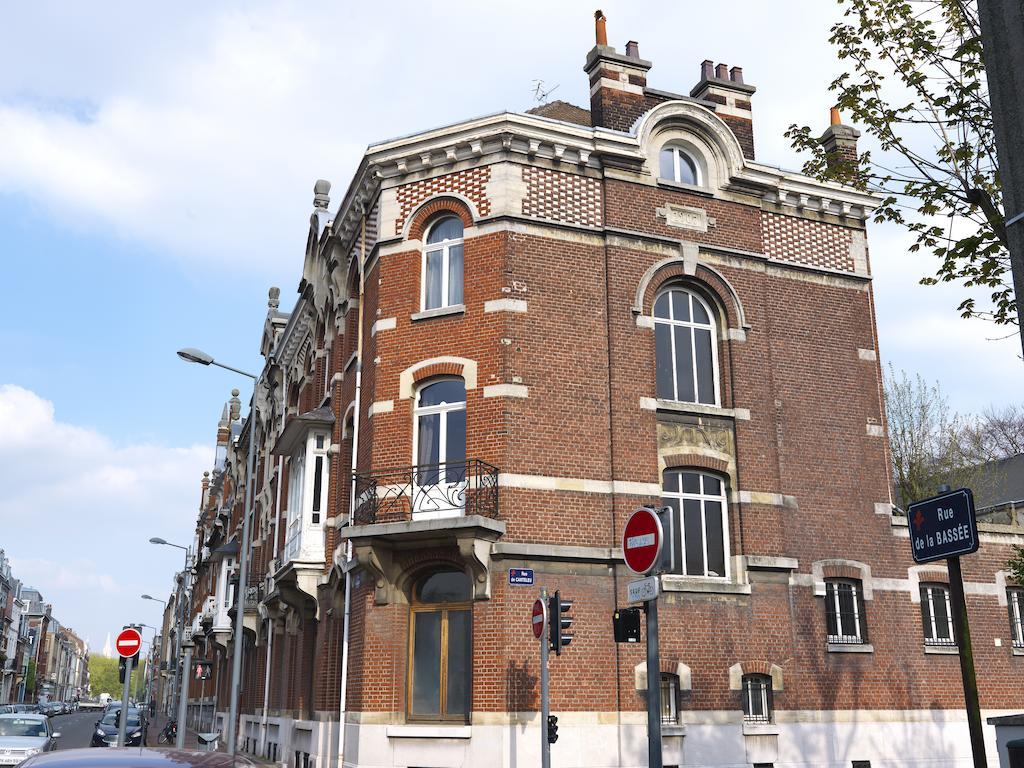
[623,507,664,575]
[115,628,143,658]
[531,599,547,639]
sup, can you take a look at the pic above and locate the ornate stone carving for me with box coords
[657,418,735,457]
[655,203,716,232]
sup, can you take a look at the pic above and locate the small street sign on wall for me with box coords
[509,568,535,586]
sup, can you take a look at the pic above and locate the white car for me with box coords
[0,715,59,765]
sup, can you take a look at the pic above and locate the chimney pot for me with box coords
[830,106,842,125]
[729,66,743,84]
[715,63,729,80]
[625,40,640,59]
[594,10,608,46]
[701,60,715,80]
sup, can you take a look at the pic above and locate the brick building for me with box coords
[168,14,1024,768]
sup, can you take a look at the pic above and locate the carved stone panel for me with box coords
[655,203,716,233]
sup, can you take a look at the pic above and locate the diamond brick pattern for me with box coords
[394,167,491,235]
[522,167,602,227]
[761,212,855,272]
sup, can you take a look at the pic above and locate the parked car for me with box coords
[11,705,38,714]
[23,748,254,768]
[0,714,60,765]
[90,709,147,748]
[37,704,59,718]
[0,708,12,715]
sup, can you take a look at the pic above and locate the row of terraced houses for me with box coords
[153,15,1024,768]
[0,550,90,704]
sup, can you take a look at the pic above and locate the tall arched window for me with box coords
[408,570,472,722]
[661,470,729,578]
[413,378,467,518]
[422,216,464,311]
[654,287,718,405]
[659,145,700,186]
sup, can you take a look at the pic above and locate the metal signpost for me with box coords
[533,595,550,768]
[907,487,985,768]
[177,633,194,749]
[623,507,665,768]
[115,627,142,747]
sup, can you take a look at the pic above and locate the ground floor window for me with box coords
[920,583,955,646]
[825,579,866,644]
[1008,588,1024,648]
[660,673,678,725]
[742,674,772,723]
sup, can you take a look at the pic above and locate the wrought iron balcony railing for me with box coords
[353,459,499,525]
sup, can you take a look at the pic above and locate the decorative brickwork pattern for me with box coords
[394,167,491,235]
[761,212,855,272]
[822,564,866,581]
[522,167,602,227]
[662,452,730,475]
[407,198,474,242]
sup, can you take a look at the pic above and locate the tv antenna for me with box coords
[532,79,560,104]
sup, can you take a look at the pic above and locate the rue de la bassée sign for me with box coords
[907,488,979,564]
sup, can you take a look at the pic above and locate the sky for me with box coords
[0,1,1020,656]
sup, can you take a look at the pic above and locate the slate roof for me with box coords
[974,452,1024,509]
[526,100,592,127]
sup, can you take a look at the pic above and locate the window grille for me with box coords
[825,580,866,644]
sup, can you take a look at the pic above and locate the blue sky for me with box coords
[1,0,1020,656]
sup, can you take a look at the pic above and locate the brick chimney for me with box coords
[690,60,757,159]
[584,10,653,132]
[819,107,861,182]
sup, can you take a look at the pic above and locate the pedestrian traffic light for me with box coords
[546,715,559,744]
[548,591,573,654]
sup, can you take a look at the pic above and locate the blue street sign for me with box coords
[509,568,535,586]
[907,488,979,564]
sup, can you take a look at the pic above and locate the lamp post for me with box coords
[178,346,257,757]
[150,539,192,747]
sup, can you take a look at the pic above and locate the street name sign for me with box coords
[509,568,535,586]
[115,628,142,659]
[627,576,660,603]
[907,488,979,564]
[623,507,663,575]
[532,598,547,639]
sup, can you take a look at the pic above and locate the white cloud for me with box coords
[0,385,211,644]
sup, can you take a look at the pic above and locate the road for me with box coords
[50,710,152,750]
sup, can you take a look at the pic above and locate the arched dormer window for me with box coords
[659,145,700,186]
[653,287,719,406]
[422,216,464,311]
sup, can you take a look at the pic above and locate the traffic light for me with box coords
[546,715,559,744]
[548,591,573,654]
[118,657,127,684]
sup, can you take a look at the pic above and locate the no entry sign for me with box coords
[623,507,664,575]
[907,487,979,564]
[115,627,142,659]
[532,598,547,639]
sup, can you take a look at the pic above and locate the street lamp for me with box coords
[141,595,166,606]
[178,345,257,757]
[150,538,192,745]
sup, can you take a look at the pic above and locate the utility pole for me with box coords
[976,0,1024,357]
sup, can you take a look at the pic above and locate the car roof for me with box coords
[0,714,46,721]
[21,748,255,768]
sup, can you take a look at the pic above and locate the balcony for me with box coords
[353,459,499,524]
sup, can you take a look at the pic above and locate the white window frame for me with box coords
[659,145,702,186]
[742,675,771,723]
[284,430,330,562]
[1008,588,1024,648]
[661,470,730,579]
[421,217,464,311]
[412,378,467,520]
[825,579,864,644]
[653,287,720,406]
[660,673,679,725]
[921,584,956,645]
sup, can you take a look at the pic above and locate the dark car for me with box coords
[90,710,146,748]
[22,748,255,768]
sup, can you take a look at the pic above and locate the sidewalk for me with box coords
[149,713,202,750]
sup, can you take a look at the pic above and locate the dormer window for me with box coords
[659,145,700,186]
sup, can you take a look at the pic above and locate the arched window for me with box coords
[413,378,467,518]
[422,216,464,311]
[654,287,718,405]
[741,674,772,723]
[661,470,729,578]
[659,145,700,186]
[408,570,472,722]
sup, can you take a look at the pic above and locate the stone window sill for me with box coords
[411,304,465,322]
[742,722,780,736]
[827,642,874,654]
[640,398,746,421]
[386,725,472,739]
[662,724,687,737]
[661,576,751,595]
[656,179,713,197]
[924,644,959,655]
[1012,646,1024,656]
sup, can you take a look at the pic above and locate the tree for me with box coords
[962,403,1024,463]
[88,656,121,698]
[786,0,1017,327]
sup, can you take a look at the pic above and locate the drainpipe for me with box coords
[337,209,367,768]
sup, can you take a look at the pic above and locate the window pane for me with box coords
[418,571,472,603]
[694,328,715,405]
[655,323,674,399]
[934,589,951,639]
[837,584,856,637]
[681,472,700,494]
[447,244,464,306]
[678,153,697,185]
[419,380,466,407]
[417,413,440,484]
[445,610,471,715]
[702,476,721,496]
[659,149,675,180]
[427,216,463,244]
[673,326,695,402]
[444,410,467,484]
[826,583,839,637]
[691,296,710,325]
[425,250,443,309]
[660,675,677,725]
[671,291,690,322]
[663,471,680,494]
[920,586,932,638]
[705,500,725,577]
[412,612,442,716]
[312,456,323,513]
[682,499,704,576]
